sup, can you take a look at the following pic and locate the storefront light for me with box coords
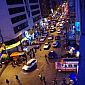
[6,37,27,50]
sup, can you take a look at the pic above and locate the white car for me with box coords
[50,28,56,33]
[48,35,53,40]
[22,59,37,71]
[57,30,61,34]
[44,43,50,49]
[40,37,45,42]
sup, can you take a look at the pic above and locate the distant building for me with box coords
[77,0,85,84]
[0,0,41,46]
[39,0,51,18]
[68,0,76,24]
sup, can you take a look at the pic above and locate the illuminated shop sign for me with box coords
[75,22,80,31]
[24,31,32,41]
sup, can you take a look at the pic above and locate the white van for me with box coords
[22,59,37,71]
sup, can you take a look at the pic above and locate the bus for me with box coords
[55,58,79,72]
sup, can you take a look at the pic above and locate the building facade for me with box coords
[0,0,41,46]
[77,0,85,84]
[39,0,51,18]
[28,0,41,24]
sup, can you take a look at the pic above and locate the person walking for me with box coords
[6,79,9,85]
[38,73,43,81]
[45,54,49,64]
[33,52,35,58]
[11,62,15,68]
[43,76,46,85]
[29,53,32,59]
[62,78,66,85]
[0,62,2,68]
[15,75,19,80]
[45,54,47,59]
[52,78,57,85]
[40,48,41,51]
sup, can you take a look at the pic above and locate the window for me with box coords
[8,7,25,15]
[11,14,27,24]
[14,21,28,34]
[29,0,38,3]
[6,0,23,5]
[27,63,32,66]
[30,5,39,10]
[68,64,72,67]
[32,10,40,16]
[24,0,30,17]
[31,60,36,63]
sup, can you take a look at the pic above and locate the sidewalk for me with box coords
[0,45,35,77]
[0,64,7,76]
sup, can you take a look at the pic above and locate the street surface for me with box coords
[0,11,73,85]
[0,28,70,85]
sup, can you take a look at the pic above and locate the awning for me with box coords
[10,52,24,57]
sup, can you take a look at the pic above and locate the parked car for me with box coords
[48,51,58,59]
[43,43,50,50]
[40,37,45,42]
[52,41,59,48]
[57,29,62,34]
[50,28,56,33]
[48,35,54,40]
[43,31,49,36]
[34,43,41,49]
[22,59,37,71]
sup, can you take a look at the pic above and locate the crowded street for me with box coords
[0,1,79,85]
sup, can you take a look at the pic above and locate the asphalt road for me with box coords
[0,29,69,85]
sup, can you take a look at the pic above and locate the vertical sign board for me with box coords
[75,22,80,32]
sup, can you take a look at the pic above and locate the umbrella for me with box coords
[10,52,24,57]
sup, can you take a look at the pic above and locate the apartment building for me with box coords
[0,0,41,46]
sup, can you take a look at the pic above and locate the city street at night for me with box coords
[0,0,83,85]
[0,26,71,85]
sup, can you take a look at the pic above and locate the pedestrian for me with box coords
[11,62,15,68]
[33,48,36,53]
[52,78,57,85]
[6,79,9,85]
[0,63,2,68]
[22,62,25,66]
[45,54,47,59]
[15,75,19,80]
[40,48,41,51]
[33,52,35,58]
[62,78,66,85]
[43,76,46,85]
[38,73,43,81]
[45,54,49,64]
[25,57,27,63]
[54,80,57,85]
[29,53,32,59]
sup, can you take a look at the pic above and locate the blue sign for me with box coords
[0,53,2,58]
[75,22,80,31]
[69,73,76,80]
[34,31,39,38]
[24,31,32,41]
